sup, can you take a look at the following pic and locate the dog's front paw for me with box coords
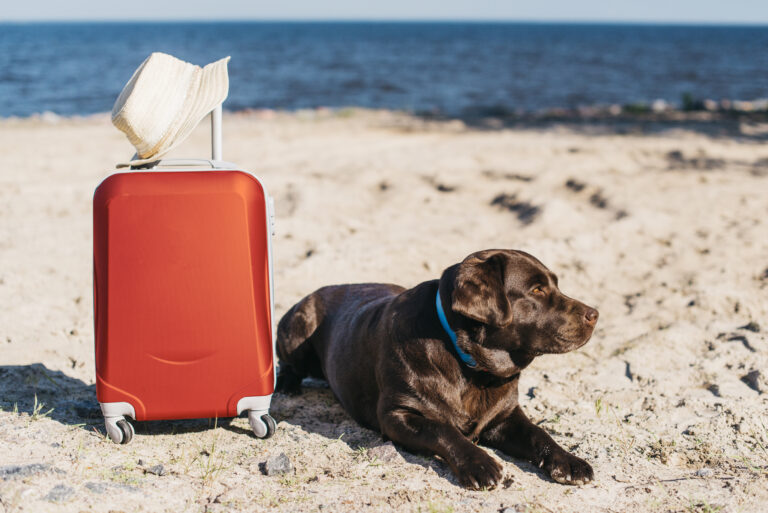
[454,447,504,490]
[539,450,593,485]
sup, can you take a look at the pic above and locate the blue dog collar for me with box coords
[435,289,477,368]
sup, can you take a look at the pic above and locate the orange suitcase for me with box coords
[94,108,276,443]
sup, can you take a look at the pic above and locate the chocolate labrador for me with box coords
[276,249,598,489]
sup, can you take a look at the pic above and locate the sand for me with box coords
[0,109,767,512]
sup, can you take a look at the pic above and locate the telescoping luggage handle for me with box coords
[130,105,227,170]
[211,104,222,161]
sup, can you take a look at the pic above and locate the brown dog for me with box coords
[276,249,598,488]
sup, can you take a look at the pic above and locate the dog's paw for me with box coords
[539,450,594,485]
[454,448,504,490]
[275,371,303,396]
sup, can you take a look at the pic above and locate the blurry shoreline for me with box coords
[419,98,768,138]
[7,101,768,140]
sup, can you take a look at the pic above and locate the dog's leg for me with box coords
[379,409,503,489]
[275,294,325,395]
[481,406,593,485]
[275,364,304,395]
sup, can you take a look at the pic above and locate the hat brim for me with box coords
[115,55,230,168]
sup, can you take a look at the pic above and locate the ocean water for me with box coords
[0,21,766,118]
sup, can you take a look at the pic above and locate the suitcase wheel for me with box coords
[248,411,276,439]
[105,416,134,444]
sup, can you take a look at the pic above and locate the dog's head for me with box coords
[439,249,598,374]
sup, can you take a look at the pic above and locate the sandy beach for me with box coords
[1,109,767,512]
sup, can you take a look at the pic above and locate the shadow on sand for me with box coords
[0,363,257,439]
[0,364,555,486]
[272,379,556,487]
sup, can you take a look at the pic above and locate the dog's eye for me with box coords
[531,286,547,296]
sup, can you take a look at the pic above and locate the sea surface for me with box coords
[0,22,767,118]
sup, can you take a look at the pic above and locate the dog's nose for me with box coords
[584,308,599,326]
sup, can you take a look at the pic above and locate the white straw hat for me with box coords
[112,52,230,167]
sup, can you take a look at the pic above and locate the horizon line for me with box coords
[2,18,768,26]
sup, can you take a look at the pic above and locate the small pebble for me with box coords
[368,442,402,463]
[264,452,293,476]
[44,484,75,502]
[85,481,139,494]
[741,370,762,393]
[0,463,50,480]
[85,482,109,494]
[146,464,166,476]
[738,322,760,333]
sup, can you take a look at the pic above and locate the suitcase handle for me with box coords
[211,104,222,161]
[127,105,223,170]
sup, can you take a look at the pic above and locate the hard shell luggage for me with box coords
[94,107,277,444]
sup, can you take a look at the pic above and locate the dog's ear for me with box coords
[451,250,514,327]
